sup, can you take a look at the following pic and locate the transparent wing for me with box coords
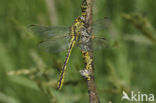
[92,17,111,35]
[29,24,71,53]
[29,24,70,39]
[77,35,108,51]
[91,18,112,50]
[92,36,108,50]
[38,35,71,53]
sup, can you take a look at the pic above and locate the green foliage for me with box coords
[0,0,156,103]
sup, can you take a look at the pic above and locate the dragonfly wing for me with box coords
[29,24,71,52]
[92,18,111,35]
[77,35,108,51]
[92,36,108,50]
[91,18,112,50]
[29,24,70,39]
[38,35,71,53]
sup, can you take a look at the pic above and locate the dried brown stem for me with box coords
[84,0,101,103]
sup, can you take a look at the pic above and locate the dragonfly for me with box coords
[30,1,110,90]
[30,18,110,89]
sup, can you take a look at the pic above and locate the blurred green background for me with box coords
[0,0,156,103]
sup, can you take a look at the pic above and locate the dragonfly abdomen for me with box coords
[57,30,78,90]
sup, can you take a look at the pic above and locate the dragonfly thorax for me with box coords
[75,16,85,24]
[70,16,86,36]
